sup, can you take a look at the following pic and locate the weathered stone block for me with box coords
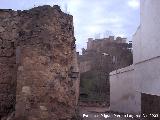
[0,5,79,120]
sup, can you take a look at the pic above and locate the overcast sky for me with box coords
[0,0,140,52]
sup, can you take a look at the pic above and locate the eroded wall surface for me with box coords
[15,6,79,120]
[0,10,18,117]
[0,5,79,120]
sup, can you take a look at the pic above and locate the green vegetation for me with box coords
[80,70,107,102]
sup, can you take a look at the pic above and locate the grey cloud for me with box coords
[0,0,140,52]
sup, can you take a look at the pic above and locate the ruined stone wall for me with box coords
[15,6,79,120]
[0,5,79,120]
[79,42,133,74]
[85,37,128,51]
[79,61,91,73]
[0,9,18,117]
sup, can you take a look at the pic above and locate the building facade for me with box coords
[110,0,160,118]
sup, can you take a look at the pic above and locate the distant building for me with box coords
[78,36,132,73]
[86,36,127,52]
[78,36,133,106]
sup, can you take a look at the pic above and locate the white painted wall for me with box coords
[134,0,160,63]
[110,0,160,114]
[135,57,160,96]
[133,0,160,96]
[110,65,141,114]
[132,26,142,64]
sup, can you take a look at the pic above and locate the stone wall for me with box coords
[86,37,127,51]
[79,37,133,73]
[0,9,18,117]
[0,5,79,120]
[79,61,91,73]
